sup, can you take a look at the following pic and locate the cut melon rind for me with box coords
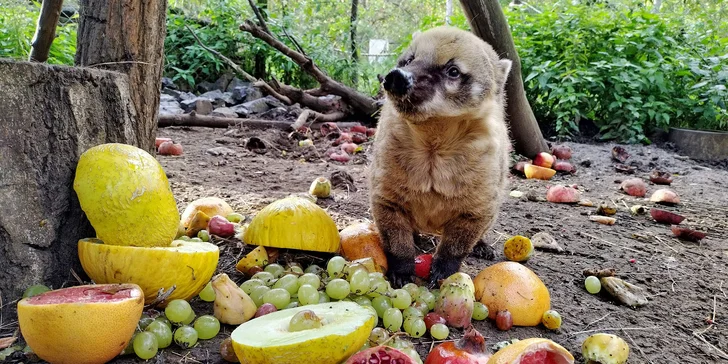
[232,302,376,364]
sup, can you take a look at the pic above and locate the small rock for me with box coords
[211,107,238,118]
[259,107,288,120]
[509,190,524,198]
[196,81,217,93]
[160,94,177,103]
[222,92,235,106]
[230,104,250,118]
[242,98,270,114]
[526,191,546,202]
[159,100,184,115]
[206,147,235,156]
[181,98,213,115]
[177,91,196,101]
[224,129,245,138]
[580,160,592,168]
[263,95,286,109]
[214,72,234,91]
[161,77,177,89]
[600,276,648,307]
[199,90,227,107]
[330,170,357,192]
[231,86,249,104]
[226,77,250,92]
[531,232,564,253]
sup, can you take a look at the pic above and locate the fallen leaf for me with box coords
[671,226,706,242]
[0,337,17,350]
[600,276,648,307]
[612,146,630,163]
[650,208,685,225]
[531,232,564,253]
[650,169,673,185]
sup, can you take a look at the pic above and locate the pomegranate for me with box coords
[334,133,353,146]
[424,312,446,330]
[350,125,368,134]
[351,132,368,144]
[345,346,416,364]
[424,326,490,364]
[320,122,339,137]
[414,254,432,279]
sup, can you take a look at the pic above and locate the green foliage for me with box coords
[507,2,728,142]
[0,0,76,65]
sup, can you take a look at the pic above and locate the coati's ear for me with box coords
[494,59,512,90]
[412,30,422,40]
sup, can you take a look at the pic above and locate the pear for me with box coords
[211,273,257,325]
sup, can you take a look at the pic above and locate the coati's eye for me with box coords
[446,66,461,78]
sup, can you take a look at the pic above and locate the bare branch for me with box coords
[159,113,359,130]
[246,0,271,35]
[29,0,64,62]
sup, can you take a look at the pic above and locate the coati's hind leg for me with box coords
[470,238,495,260]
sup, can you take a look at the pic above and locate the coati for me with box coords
[367,26,513,287]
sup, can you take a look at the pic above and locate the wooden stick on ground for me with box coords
[158,113,361,130]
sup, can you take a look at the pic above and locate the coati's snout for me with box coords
[383,69,413,97]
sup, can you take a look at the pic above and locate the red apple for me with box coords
[158,141,183,156]
[533,152,555,168]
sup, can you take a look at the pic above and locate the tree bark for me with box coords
[74,0,168,153]
[350,0,359,86]
[459,0,548,157]
[446,0,453,25]
[28,0,64,62]
[652,0,662,13]
[0,59,141,313]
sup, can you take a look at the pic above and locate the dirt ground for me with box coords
[5,123,727,364]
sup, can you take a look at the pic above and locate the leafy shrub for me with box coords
[506,2,728,142]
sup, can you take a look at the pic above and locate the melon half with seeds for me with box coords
[231,302,376,364]
[17,283,144,364]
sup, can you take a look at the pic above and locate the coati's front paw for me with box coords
[428,256,463,288]
[385,255,416,288]
[470,240,495,260]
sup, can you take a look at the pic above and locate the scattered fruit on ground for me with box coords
[165,299,194,323]
[199,282,216,302]
[474,262,551,326]
[155,137,172,148]
[231,302,376,364]
[415,254,433,279]
[221,337,240,362]
[650,170,673,185]
[309,177,332,198]
[243,195,340,253]
[174,325,199,349]
[503,235,534,262]
[488,337,574,364]
[430,323,449,340]
[541,310,562,330]
[524,164,556,180]
[146,320,173,348]
[472,302,489,321]
[650,189,680,204]
[581,333,629,364]
[339,222,388,273]
[133,331,158,360]
[619,178,647,197]
[553,160,576,173]
[650,209,685,225]
[611,146,629,163]
[546,185,581,203]
[158,141,184,155]
[584,276,601,294]
[533,152,555,168]
[211,273,257,325]
[346,346,417,364]
[435,273,475,329]
[180,196,234,229]
[208,215,236,237]
[194,315,221,339]
[78,238,219,305]
[589,215,616,225]
[596,203,617,216]
[495,310,513,331]
[227,212,245,223]
[551,145,572,160]
[236,245,269,276]
[17,283,143,364]
[425,326,490,364]
[73,143,179,247]
[186,210,212,237]
[512,160,530,175]
[670,225,706,242]
[22,284,50,298]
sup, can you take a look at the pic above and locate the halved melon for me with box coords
[78,238,219,305]
[17,284,143,364]
[231,302,376,364]
[180,196,234,229]
[488,338,574,364]
[474,262,550,326]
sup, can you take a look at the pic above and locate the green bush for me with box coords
[0,1,76,65]
[506,2,728,142]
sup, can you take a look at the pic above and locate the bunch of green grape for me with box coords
[121,299,221,360]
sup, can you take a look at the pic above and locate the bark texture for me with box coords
[74,0,168,153]
[29,0,64,62]
[459,0,548,157]
[0,59,140,310]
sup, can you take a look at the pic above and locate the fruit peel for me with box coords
[236,245,269,276]
[180,197,234,229]
[524,164,556,180]
[339,222,388,273]
[211,273,257,325]
[488,338,574,364]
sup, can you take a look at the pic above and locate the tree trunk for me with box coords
[446,0,453,25]
[459,0,548,157]
[0,59,141,313]
[350,0,359,86]
[652,0,662,13]
[28,0,64,62]
[74,0,168,153]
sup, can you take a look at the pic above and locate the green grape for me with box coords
[273,274,300,295]
[391,289,412,310]
[178,235,191,241]
[165,299,193,324]
[304,264,324,275]
[263,288,292,309]
[368,272,385,280]
[345,263,367,279]
[154,316,172,328]
[472,302,489,321]
[193,315,220,340]
[403,316,415,334]
[251,285,271,307]
[240,279,265,295]
[369,327,389,345]
[402,306,424,320]
[198,282,216,302]
[298,285,319,306]
[383,308,403,331]
[286,301,300,309]
[349,269,370,295]
[326,278,351,300]
[251,271,276,286]
[353,295,372,307]
[418,291,436,311]
[402,283,420,302]
[367,281,390,298]
[197,229,210,242]
[133,331,158,360]
[298,273,321,289]
[318,292,331,303]
[371,296,393,318]
[146,320,173,348]
[190,237,203,242]
[181,310,196,325]
[226,213,245,223]
[288,265,304,275]
[327,256,347,278]
[22,284,50,298]
[406,318,426,338]
[138,315,154,330]
[585,276,601,294]
[411,301,430,316]
[288,310,323,332]
[173,326,199,349]
[418,286,429,296]
[264,264,285,278]
[431,289,440,301]
[430,323,449,340]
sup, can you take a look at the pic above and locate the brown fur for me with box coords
[367,26,512,287]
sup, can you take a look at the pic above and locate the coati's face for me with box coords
[382,26,512,123]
